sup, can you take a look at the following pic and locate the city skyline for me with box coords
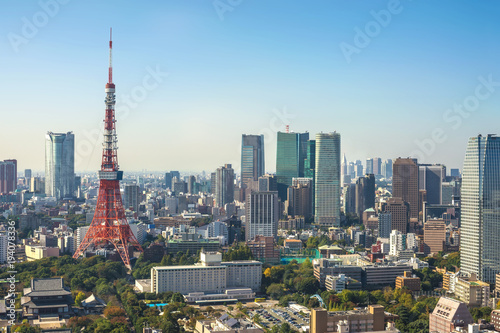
[2,1,500,173]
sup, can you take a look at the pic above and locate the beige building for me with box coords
[195,313,262,333]
[454,273,490,307]
[151,251,261,295]
[423,219,446,255]
[311,305,386,333]
[25,245,59,261]
[429,297,473,333]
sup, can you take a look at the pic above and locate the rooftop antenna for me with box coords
[108,27,113,84]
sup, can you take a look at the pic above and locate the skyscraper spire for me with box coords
[108,28,113,84]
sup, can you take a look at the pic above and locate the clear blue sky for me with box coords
[1,0,500,174]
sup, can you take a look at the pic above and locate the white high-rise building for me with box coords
[389,230,405,256]
[45,132,75,200]
[461,134,500,283]
[315,132,341,226]
[75,226,89,251]
[245,191,279,241]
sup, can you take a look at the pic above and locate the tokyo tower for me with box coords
[73,29,143,269]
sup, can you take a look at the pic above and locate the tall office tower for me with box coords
[383,197,409,234]
[286,177,313,219]
[419,164,446,204]
[342,183,356,215]
[24,169,32,179]
[373,158,382,176]
[165,172,172,189]
[245,191,279,241]
[314,132,341,226]
[123,184,140,212]
[187,175,196,194]
[45,132,75,199]
[276,131,309,200]
[210,172,216,194]
[378,212,392,238]
[389,229,406,256]
[258,174,277,192]
[215,164,234,208]
[381,159,393,179]
[365,158,374,175]
[241,134,265,191]
[0,159,17,194]
[450,169,460,178]
[393,158,419,219]
[73,31,142,269]
[355,174,375,217]
[355,160,363,179]
[461,134,500,283]
[304,140,316,179]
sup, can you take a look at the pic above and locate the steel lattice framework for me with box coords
[73,29,143,269]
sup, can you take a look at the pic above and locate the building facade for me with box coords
[314,132,341,226]
[461,134,500,283]
[241,135,265,190]
[215,164,234,208]
[276,131,309,200]
[245,191,279,241]
[45,132,75,199]
[393,158,419,219]
[0,159,17,194]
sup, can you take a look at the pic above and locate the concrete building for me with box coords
[0,159,17,194]
[25,245,59,261]
[461,134,500,283]
[286,179,313,219]
[378,213,391,239]
[419,164,446,205]
[315,132,341,226]
[382,198,409,234]
[311,305,386,333]
[278,216,305,230]
[429,297,473,333]
[325,274,362,292]
[245,191,279,241]
[454,274,490,307]
[45,132,75,199]
[392,158,419,219]
[491,310,500,332]
[196,314,262,333]
[276,131,309,201]
[355,174,375,217]
[247,235,280,264]
[362,264,412,289]
[123,184,140,212]
[423,219,446,255]
[395,271,420,292]
[215,164,234,208]
[150,251,262,297]
[241,134,265,192]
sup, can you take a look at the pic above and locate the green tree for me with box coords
[75,291,86,306]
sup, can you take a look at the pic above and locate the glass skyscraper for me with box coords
[314,132,341,226]
[45,132,75,199]
[275,131,309,200]
[241,134,265,188]
[461,134,500,283]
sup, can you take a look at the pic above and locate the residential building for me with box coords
[246,236,280,264]
[355,174,375,217]
[45,132,75,199]
[429,297,473,333]
[315,132,341,226]
[395,271,421,292]
[461,134,500,283]
[393,158,419,219]
[245,191,279,241]
[278,216,305,230]
[286,181,313,219]
[454,273,490,307]
[491,310,500,332]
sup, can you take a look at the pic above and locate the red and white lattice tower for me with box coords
[73,29,143,269]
